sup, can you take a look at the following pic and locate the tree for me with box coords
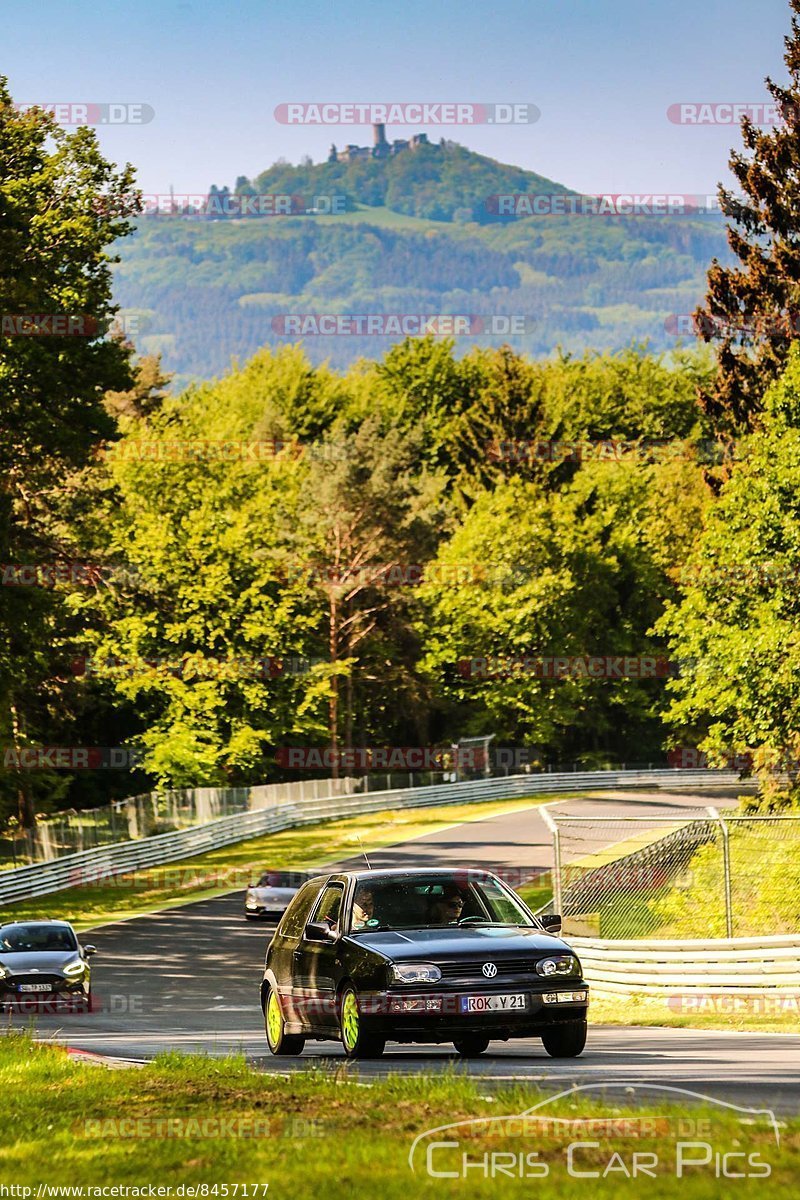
[285,414,447,774]
[418,456,709,765]
[658,346,800,806]
[696,0,800,432]
[0,79,139,825]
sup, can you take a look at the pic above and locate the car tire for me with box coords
[541,1020,587,1058]
[453,1034,491,1057]
[339,985,385,1059]
[265,986,305,1056]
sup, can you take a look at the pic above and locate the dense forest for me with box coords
[6,29,800,831]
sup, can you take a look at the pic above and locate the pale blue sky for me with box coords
[2,0,792,194]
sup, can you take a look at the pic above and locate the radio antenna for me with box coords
[357,836,372,870]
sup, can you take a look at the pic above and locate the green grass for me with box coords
[590,994,800,1034]
[0,1033,796,1195]
[0,794,551,930]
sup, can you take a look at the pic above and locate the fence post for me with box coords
[708,806,733,937]
[540,806,562,915]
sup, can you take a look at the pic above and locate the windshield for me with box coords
[0,924,78,953]
[349,872,536,932]
[255,871,306,888]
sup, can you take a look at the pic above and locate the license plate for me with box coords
[18,983,51,993]
[460,993,526,1014]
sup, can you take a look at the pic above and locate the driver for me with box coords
[428,885,465,925]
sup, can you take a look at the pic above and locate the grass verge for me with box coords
[0,794,551,930]
[0,1033,796,1196]
[589,994,800,1034]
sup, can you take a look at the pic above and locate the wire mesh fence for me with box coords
[548,809,800,938]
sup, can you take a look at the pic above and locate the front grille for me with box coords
[435,958,541,982]
[7,974,63,986]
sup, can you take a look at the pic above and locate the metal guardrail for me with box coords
[0,767,738,907]
[573,934,800,995]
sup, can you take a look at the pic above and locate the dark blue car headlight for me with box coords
[536,955,579,977]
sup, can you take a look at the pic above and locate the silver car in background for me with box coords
[245,870,313,920]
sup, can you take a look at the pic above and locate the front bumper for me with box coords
[356,984,589,1040]
[0,977,89,1005]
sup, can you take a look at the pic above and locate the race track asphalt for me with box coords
[16,788,800,1112]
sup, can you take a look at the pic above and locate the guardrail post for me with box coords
[540,805,562,914]
[708,806,733,938]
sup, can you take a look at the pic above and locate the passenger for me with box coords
[428,885,465,925]
[351,886,375,929]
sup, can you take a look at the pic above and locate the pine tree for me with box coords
[697,0,800,431]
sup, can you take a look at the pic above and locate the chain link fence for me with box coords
[546,808,800,938]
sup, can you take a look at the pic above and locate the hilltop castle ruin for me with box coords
[328,123,434,164]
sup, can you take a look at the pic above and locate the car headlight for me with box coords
[390,962,442,985]
[62,959,86,978]
[0,963,8,979]
[536,955,578,977]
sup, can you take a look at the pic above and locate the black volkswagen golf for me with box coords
[261,867,588,1059]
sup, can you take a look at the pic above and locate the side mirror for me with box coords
[304,921,334,943]
[82,944,97,957]
[539,914,562,935]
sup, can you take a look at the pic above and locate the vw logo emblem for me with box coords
[482,962,497,978]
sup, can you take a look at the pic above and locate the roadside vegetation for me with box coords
[0,1034,796,1195]
[589,994,800,1035]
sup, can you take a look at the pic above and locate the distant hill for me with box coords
[247,139,572,224]
[114,140,731,384]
